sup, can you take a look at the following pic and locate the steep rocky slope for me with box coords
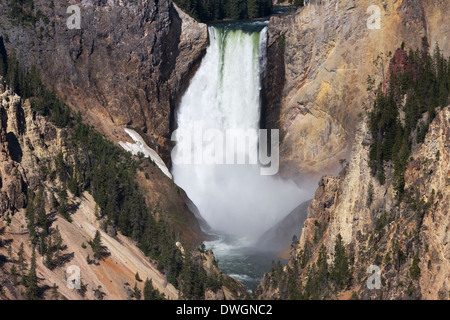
[0,78,246,300]
[0,78,175,299]
[256,103,449,300]
[263,0,450,179]
[0,0,208,165]
[258,200,310,254]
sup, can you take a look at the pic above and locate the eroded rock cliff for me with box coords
[263,0,450,179]
[0,78,246,300]
[256,104,449,300]
[0,0,208,165]
[0,76,180,299]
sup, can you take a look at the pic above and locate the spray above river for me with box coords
[172,21,307,243]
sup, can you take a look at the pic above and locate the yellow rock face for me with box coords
[265,0,450,179]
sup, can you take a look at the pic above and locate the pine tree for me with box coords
[290,235,299,259]
[68,171,79,197]
[26,191,38,245]
[135,271,142,282]
[133,282,141,300]
[367,182,374,207]
[17,242,26,277]
[409,254,421,280]
[25,249,39,300]
[143,278,165,300]
[286,259,301,299]
[35,188,48,232]
[181,253,194,299]
[55,151,66,183]
[57,187,71,222]
[39,234,47,256]
[53,226,63,252]
[316,245,329,284]
[51,194,59,210]
[89,230,107,260]
[144,278,154,300]
[51,283,59,300]
[45,234,54,269]
[10,265,18,285]
[330,234,350,290]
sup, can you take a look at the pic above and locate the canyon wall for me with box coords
[257,104,449,299]
[263,0,450,179]
[256,0,450,300]
[0,77,177,299]
[0,0,208,165]
[0,0,212,247]
[0,77,247,300]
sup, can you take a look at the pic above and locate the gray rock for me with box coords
[258,199,311,252]
[0,0,208,165]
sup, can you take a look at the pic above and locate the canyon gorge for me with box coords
[0,0,449,300]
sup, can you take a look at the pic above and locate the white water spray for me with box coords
[172,24,307,241]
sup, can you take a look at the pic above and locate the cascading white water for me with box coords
[172,23,307,242]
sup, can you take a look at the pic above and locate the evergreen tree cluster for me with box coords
[143,278,166,300]
[4,0,52,28]
[0,46,71,128]
[262,234,351,300]
[368,43,450,198]
[6,0,37,26]
[9,243,40,299]
[88,230,108,261]
[25,249,39,300]
[179,252,223,299]
[26,188,66,271]
[173,0,273,22]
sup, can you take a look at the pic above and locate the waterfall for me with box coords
[172,23,306,241]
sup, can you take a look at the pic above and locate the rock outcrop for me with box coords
[258,200,311,254]
[263,0,450,179]
[0,0,208,165]
[0,77,180,300]
[256,105,450,300]
[0,78,244,300]
[0,78,30,216]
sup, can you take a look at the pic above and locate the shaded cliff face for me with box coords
[258,200,311,254]
[256,105,450,300]
[263,0,450,179]
[0,0,208,165]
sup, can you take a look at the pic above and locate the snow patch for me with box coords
[119,128,172,179]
